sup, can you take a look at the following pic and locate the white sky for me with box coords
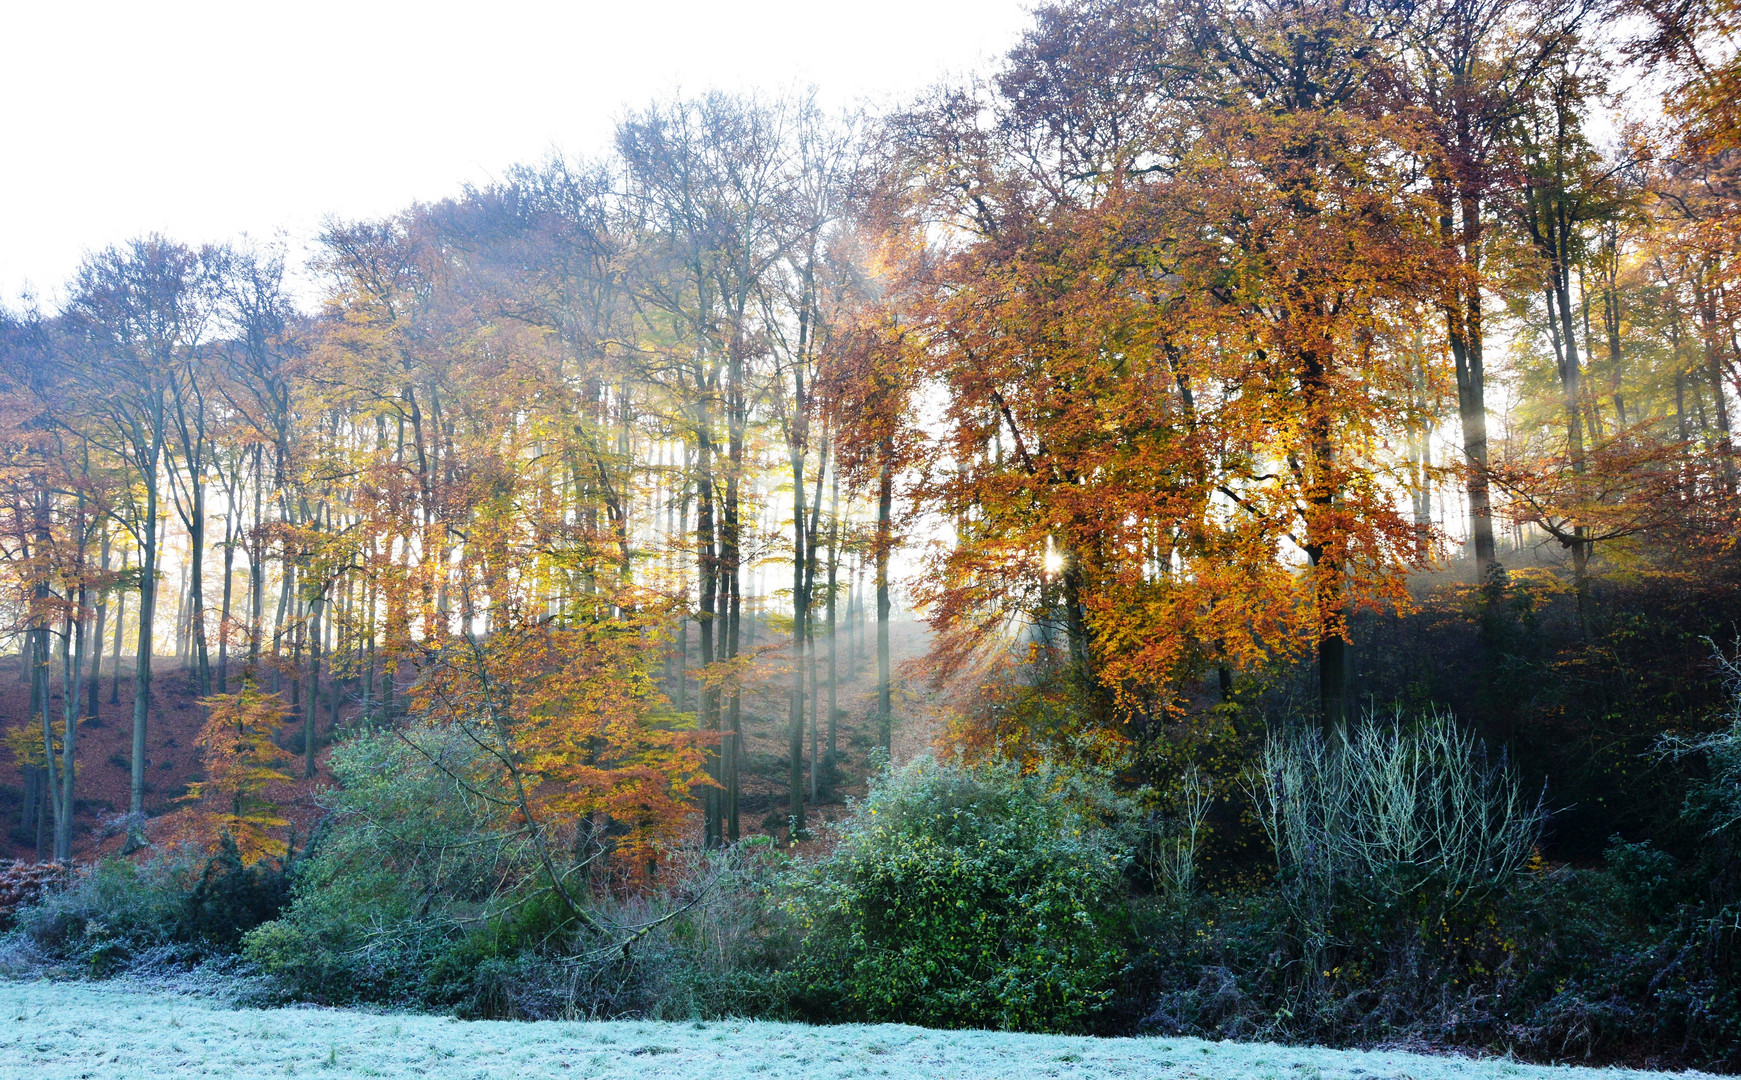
[2,0,1034,307]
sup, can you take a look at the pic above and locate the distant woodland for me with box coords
[2,0,1741,1065]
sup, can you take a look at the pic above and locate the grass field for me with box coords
[0,979,1714,1080]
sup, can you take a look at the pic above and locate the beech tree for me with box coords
[63,239,216,837]
[863,0,1440,739]
[1402,0,1584,582]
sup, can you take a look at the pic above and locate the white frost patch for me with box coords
[0,979,1713,1080]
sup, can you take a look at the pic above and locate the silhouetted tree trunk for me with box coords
[875,445,893,758]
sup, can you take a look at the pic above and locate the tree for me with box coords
[184,681,296,864]
[63,238,216,838]
[868,0,1440,740]
[1403,0,1583,580]
[618,94,786,845]
[1509,47,1634,615]
[822,286,915,760]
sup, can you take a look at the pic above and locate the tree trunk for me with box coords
[249,444,265,671]
[1443,186,1497,581]
[32,488,61,857]
[1318,632,1347,732]
[331,579,346,732]
[1701,280,1737,489]
[16,565,30,686]
[696,409,721,849]
[187,482,210,695]
[87,531,110,726]
[362,572,376,716]
[1549,274,1592,630]
[804,442,826,805]
[788,439,807,837]
[725,563,741,843]
[54,581,86,862]
[855,558,866,676]
[272,557,294,696]
[825,469,839,795]
[1602,273,1627,427]
[218,497,236,692]
[875,446,893,758]
[808,590,819,804]
[725,371,747,844]
[130,424,164,838]
[110,549,127,705]
[303,587,323,779]
[173,565,189,668]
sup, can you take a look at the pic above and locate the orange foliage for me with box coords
[1491,427,1733,559]
[852,0,1442,731]
[184,682,295,864]
[411,599,710,867]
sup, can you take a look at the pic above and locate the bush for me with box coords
[242,722,545,1007]
[1250,710,1542,916]
[1135,712,1544,1045]
[245,722,798,1018]
[1128,838,1739,1069]
[0,860,72,930]
[1122,708,1740,1070]
[790,756,1134,1032]
[1667,641,1741,839]
[185,835,293,950]
[550,841,800,1021]
[1,839,288,976]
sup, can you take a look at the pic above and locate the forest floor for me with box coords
[1,979,1712,1080]
[0,655,250,862]
[718,615,946,847]
[0,617,945,861]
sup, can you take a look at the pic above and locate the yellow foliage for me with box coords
[184,681,295,864]
[3,717,60,771]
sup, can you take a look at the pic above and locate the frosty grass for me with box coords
[0,980,1714,1080]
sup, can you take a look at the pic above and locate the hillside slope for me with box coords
[0,617,943,861]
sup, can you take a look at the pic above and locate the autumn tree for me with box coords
[184,681,296,864]
[865,0,1442,743]
[61,238,217,837]
[1402,0,1585,581]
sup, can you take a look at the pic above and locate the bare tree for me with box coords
[65,238,215,840]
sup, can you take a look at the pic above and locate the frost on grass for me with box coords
[0,980,1712,1080]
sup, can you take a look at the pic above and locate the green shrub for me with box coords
[1667,642,1741,838]
[609,838,802,1021]
[245,722,798,1018]
[1126,839,1739,1069]
[243,723,542,1006]
[1,837,287,976]
[791,756,1133,1032]
[185,835,293,951]
[1128,712,1545,1045]
[5,854,197,975]
[1123,706,1740,1070]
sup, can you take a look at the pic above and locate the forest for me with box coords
[1,0,1739,1070]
